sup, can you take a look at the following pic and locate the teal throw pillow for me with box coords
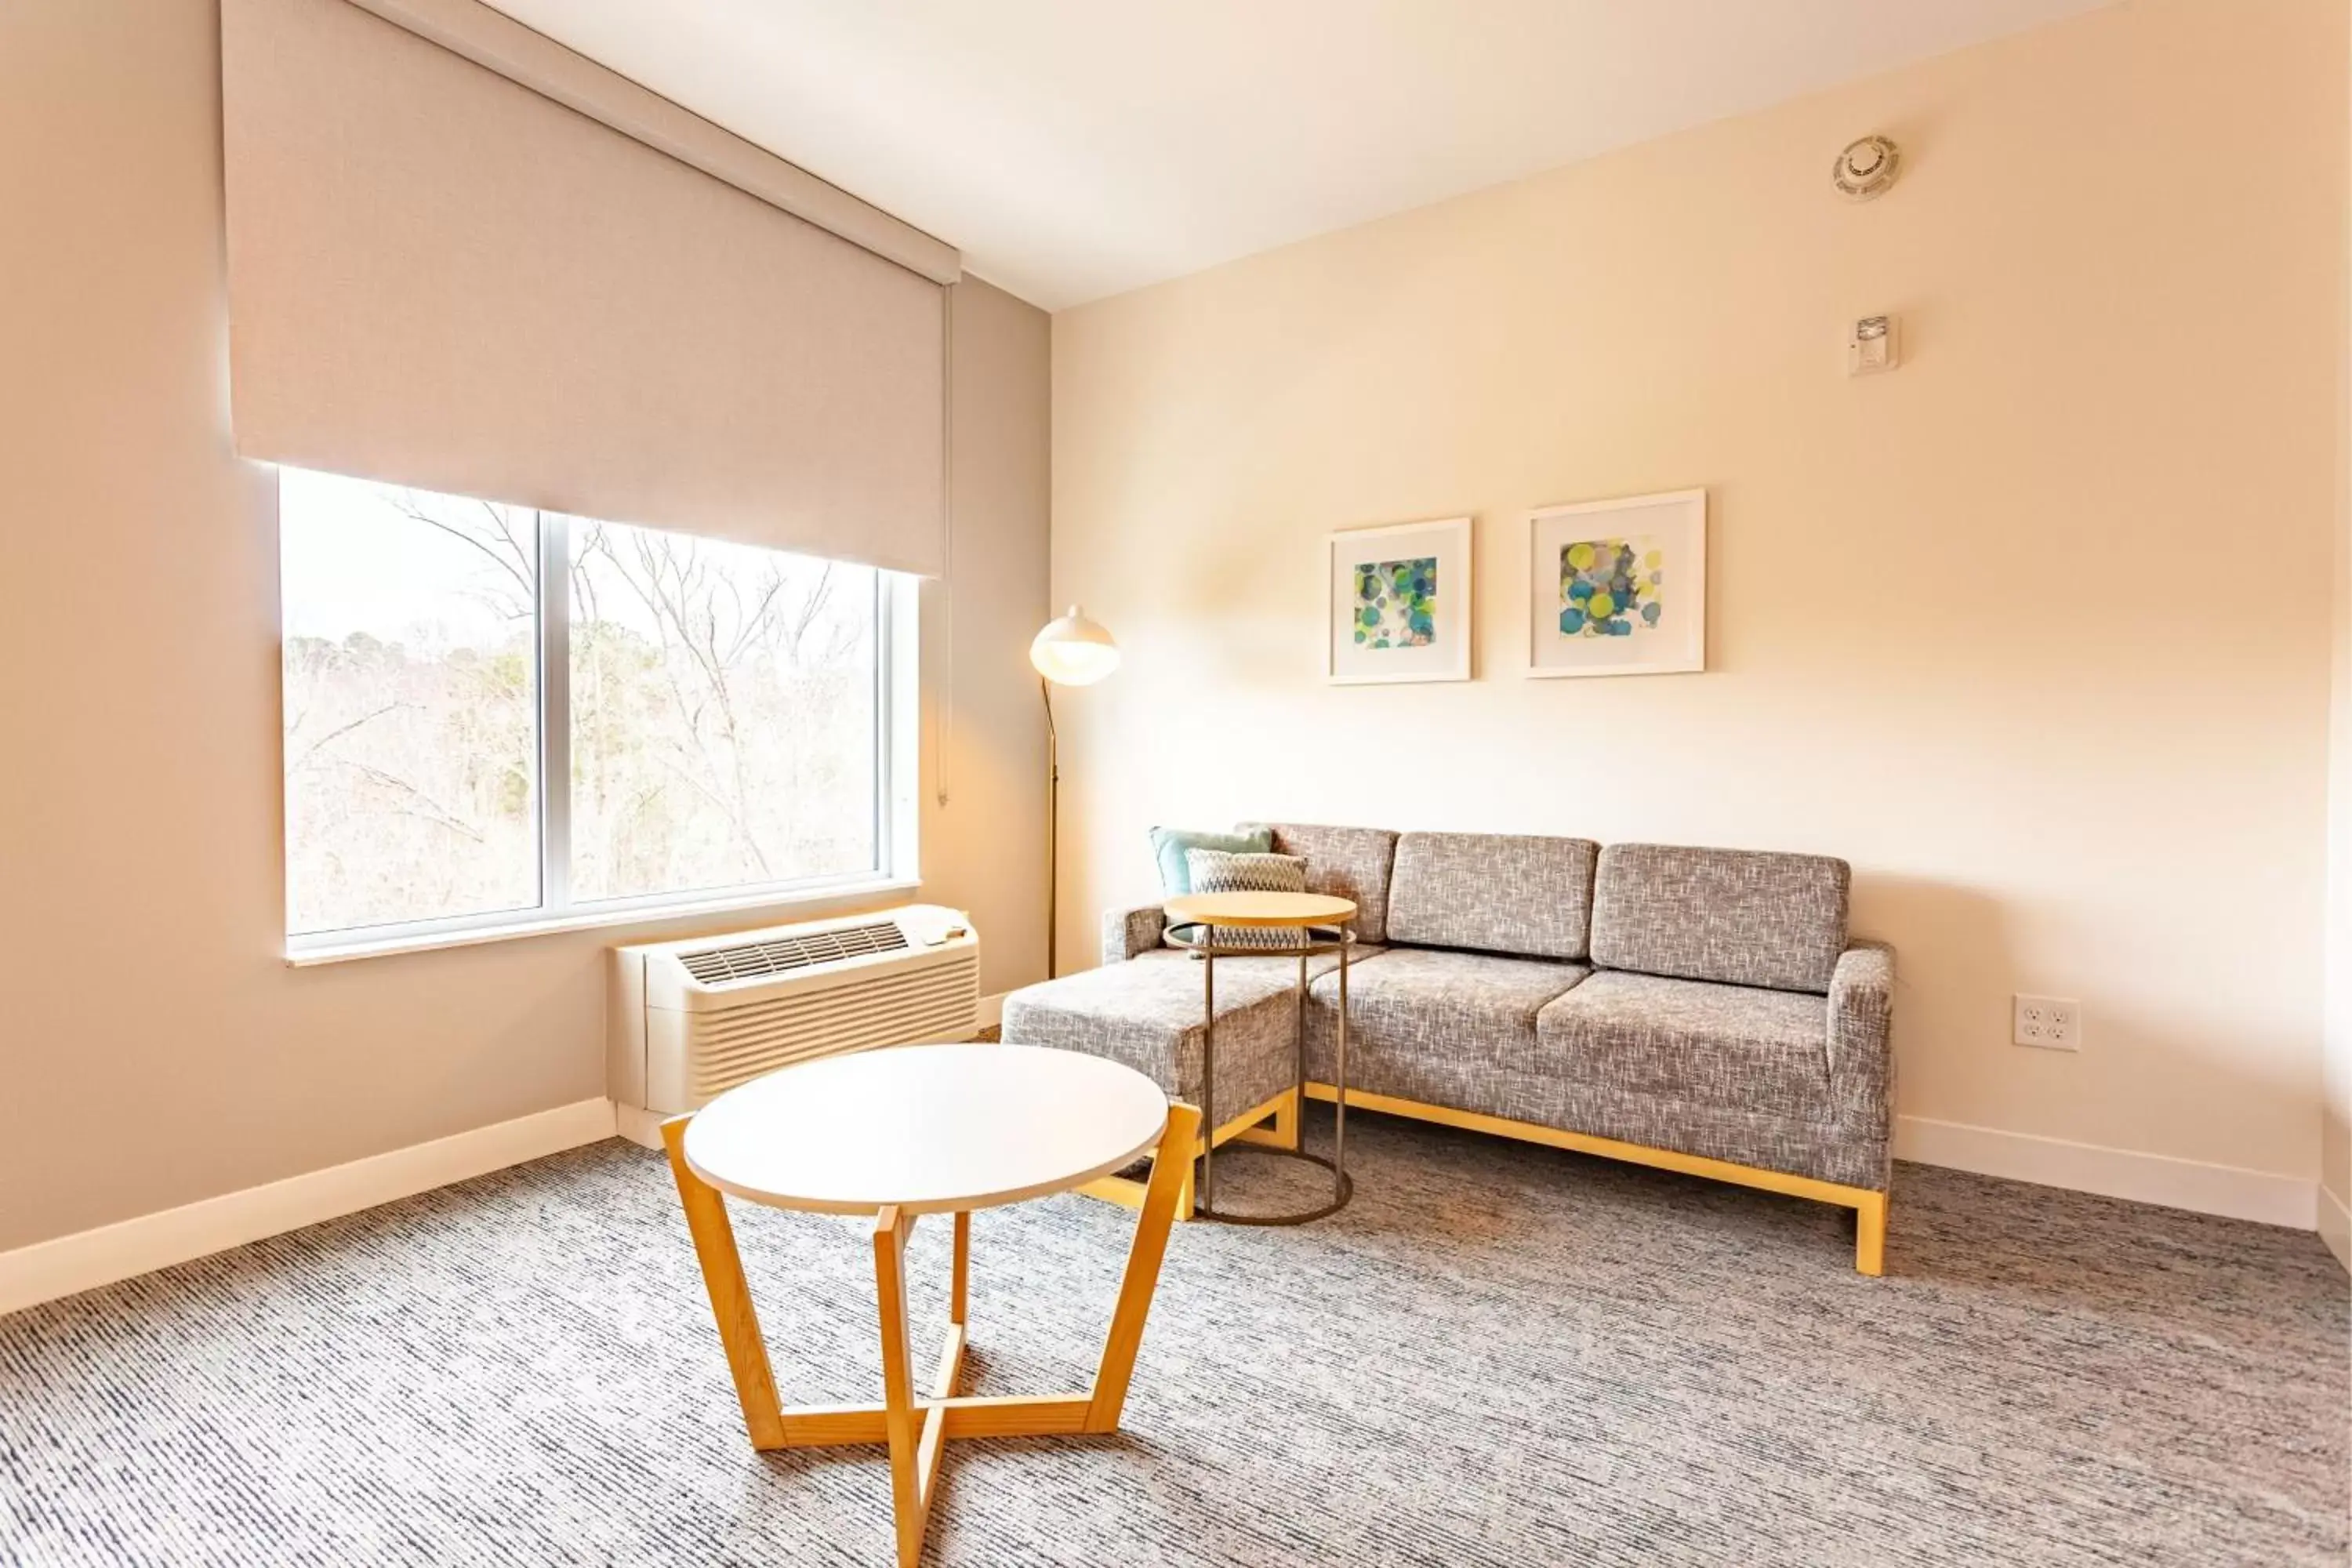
[1149,824,1275,894]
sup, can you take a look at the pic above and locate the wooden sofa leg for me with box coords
[1854,1191,1887,1277]
[1233,1089,1300,1151]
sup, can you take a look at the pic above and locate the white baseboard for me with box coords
[7,1091,2325,1321]
[2320,1184,2351,1272]
[613,1102,669,1151]
[0,1098,616,1319]
[976,990,1006,1032]
[1895,1115,2317,1229]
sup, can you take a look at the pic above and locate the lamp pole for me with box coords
[1029,606,1116,988]
[1042,677,1059,978]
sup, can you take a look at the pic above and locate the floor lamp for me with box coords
[1029,607,1120,978]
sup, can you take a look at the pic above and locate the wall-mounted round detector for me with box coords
[1832,135,1901,201]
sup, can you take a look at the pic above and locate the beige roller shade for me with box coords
[221,0,950,576]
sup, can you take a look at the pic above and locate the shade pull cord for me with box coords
[935,284,956,808]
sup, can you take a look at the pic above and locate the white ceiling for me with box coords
[483,0,2115,310]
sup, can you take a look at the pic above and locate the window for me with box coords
[568,519,880,901]
[280,469,910,951]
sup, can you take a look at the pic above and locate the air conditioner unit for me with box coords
[609,904,979,1148]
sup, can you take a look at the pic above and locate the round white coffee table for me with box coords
[661,1044,1202,1568]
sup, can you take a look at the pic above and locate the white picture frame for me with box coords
[1526,488,1707,679]
[1327,517,1473,684]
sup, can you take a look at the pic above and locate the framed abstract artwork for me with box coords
[1525,488,1706,679]
[1327,517,1473,684]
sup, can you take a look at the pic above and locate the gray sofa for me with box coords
[1002,823,1896,1273]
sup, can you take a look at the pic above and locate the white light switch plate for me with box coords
[2013,995,2080,1051]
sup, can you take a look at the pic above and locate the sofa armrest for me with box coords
[1827,941,1896,1133]
[1102,902,1168,965]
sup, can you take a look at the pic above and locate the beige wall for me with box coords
[2329,383,2351,1249]
[0,2,1049,1253]
[1051,0,2346,1183]
[2327,0,2352,1262]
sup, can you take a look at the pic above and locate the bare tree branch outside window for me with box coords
[280,470,878,935]
[568,519,873,901]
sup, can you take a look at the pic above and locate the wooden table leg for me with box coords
[951,1209,970,1326]
[872,1206,931,1568]
[1085,1102,1203,1434]
[661,1117,786,1450]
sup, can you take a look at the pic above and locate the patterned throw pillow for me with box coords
[1183,848,1310,951]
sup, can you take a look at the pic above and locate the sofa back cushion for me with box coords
[1385,832,1599,960]
[1590,843,1849,993]
[1259,822,1400,944]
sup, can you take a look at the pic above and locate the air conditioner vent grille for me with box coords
[684,953,980,1098]
[679,920,909,985]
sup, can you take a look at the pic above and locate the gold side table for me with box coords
[1162,890,1356,1225]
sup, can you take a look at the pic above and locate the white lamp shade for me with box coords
[1030,605,1120,685]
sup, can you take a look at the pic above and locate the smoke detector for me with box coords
[1832,135,1901,201]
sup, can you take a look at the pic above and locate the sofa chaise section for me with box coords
[1008,946,1351,1128]
[1005,926,1377,1214]
[1002,824,1403,1213]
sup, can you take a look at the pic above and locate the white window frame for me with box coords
[284,503,921,964]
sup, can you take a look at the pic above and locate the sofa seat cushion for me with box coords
[1535,971,1829,1123]
[1000,949,1365,1130]
[1305,946,1590,1081]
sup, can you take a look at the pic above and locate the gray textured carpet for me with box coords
[2,1109,2344,1567]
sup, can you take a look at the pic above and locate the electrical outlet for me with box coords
[2013,995,2081,1051]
